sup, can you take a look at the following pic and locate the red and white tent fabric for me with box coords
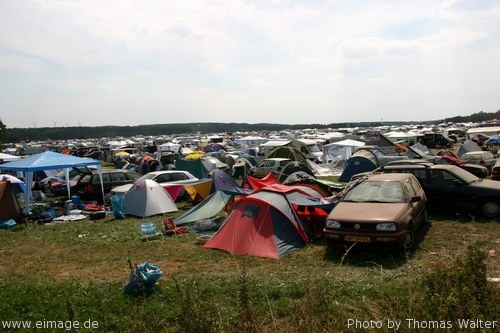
[204,185,314,259]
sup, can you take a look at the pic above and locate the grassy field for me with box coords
[0,204,498,332]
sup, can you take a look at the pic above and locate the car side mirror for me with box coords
[410,196,421,203]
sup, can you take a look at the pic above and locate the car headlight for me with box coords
[326,220,341,229]
[376,223,396,231]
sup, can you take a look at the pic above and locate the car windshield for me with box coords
[343,181,405,203]
[448,167,480,183]
[307,144,321,153]
[137,173,157,182]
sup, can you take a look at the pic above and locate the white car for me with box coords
[460,151,497,173]
[109,170,199,196]
[248,158,293,178]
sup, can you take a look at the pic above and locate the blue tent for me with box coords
[0,151,102,210]
[210,169,241,192]
[339,148,406,182]
[485,134,500,146]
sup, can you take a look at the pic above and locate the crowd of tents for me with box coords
[0,130,498,259]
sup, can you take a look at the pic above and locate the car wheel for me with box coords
[422,207,428,224]
[403,228,415,251]
[479,199,500,219]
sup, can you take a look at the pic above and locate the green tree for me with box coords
[0,120,6,150]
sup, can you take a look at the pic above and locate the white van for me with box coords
[290,139,323,162]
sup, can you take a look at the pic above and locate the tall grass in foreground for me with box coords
[1,242,497,332]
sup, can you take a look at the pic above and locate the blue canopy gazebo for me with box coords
[0,151,103,210]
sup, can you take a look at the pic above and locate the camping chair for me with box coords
[140,221,162,241]
[163,217,189,236]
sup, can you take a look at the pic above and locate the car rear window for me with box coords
[172,173,188,181]
[110,172,125,181]
[126,173,141,181]
[92,173,110,183]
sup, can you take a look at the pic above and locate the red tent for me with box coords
[242,172,280,190]
[0,180,22,222]
[204,185,314,259]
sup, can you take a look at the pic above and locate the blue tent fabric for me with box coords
[486,134,500,145]
[339,148,406,182]
[211,169,241,192]
[0,151,102,210]
[204,143,225,153]
[0,151,101,170]
[110,195,126,219]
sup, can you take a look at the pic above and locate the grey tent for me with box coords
[124,179,178,217]
[174,191,233,226]
[456,140,482,158]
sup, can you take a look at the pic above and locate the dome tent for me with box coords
[124,179,178,217]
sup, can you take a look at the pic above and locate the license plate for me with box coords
[345,235,371,243]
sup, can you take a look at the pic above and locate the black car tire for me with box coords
[403,228,415,251]
[422,207,429,224]
[479,199,500,219]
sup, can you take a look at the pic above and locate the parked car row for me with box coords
[378,163,500,218]
[323,160,500,251]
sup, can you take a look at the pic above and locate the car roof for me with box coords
[148,170,190,175]
[366,173,416,182]
[462,151,493,155]
[382,163,458,171]
[264,158,292,161]
[385,160,434,167]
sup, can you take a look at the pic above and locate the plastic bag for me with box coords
[124,262,163,296]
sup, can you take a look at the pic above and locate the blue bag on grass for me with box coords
[124,262,163,296]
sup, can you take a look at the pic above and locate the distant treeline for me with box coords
[444,110,500,124]
[4,109,499,142]
[4,121,423,143]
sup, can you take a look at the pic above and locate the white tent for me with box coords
[322,139,365,163]
[124,179,178,217]
[158,142,181,156]
[0,153,20,162]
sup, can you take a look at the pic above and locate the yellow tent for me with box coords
[184,179,213,203]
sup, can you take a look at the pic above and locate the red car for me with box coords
[323,173,427,250]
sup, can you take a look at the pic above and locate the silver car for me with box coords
[110,170,199,196]
[248,158,293,178]
[460,151,497,174]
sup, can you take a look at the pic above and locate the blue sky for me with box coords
[0,0,499,128]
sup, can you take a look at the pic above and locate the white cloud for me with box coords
[0,54,43,73]
[0,0,499,128]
